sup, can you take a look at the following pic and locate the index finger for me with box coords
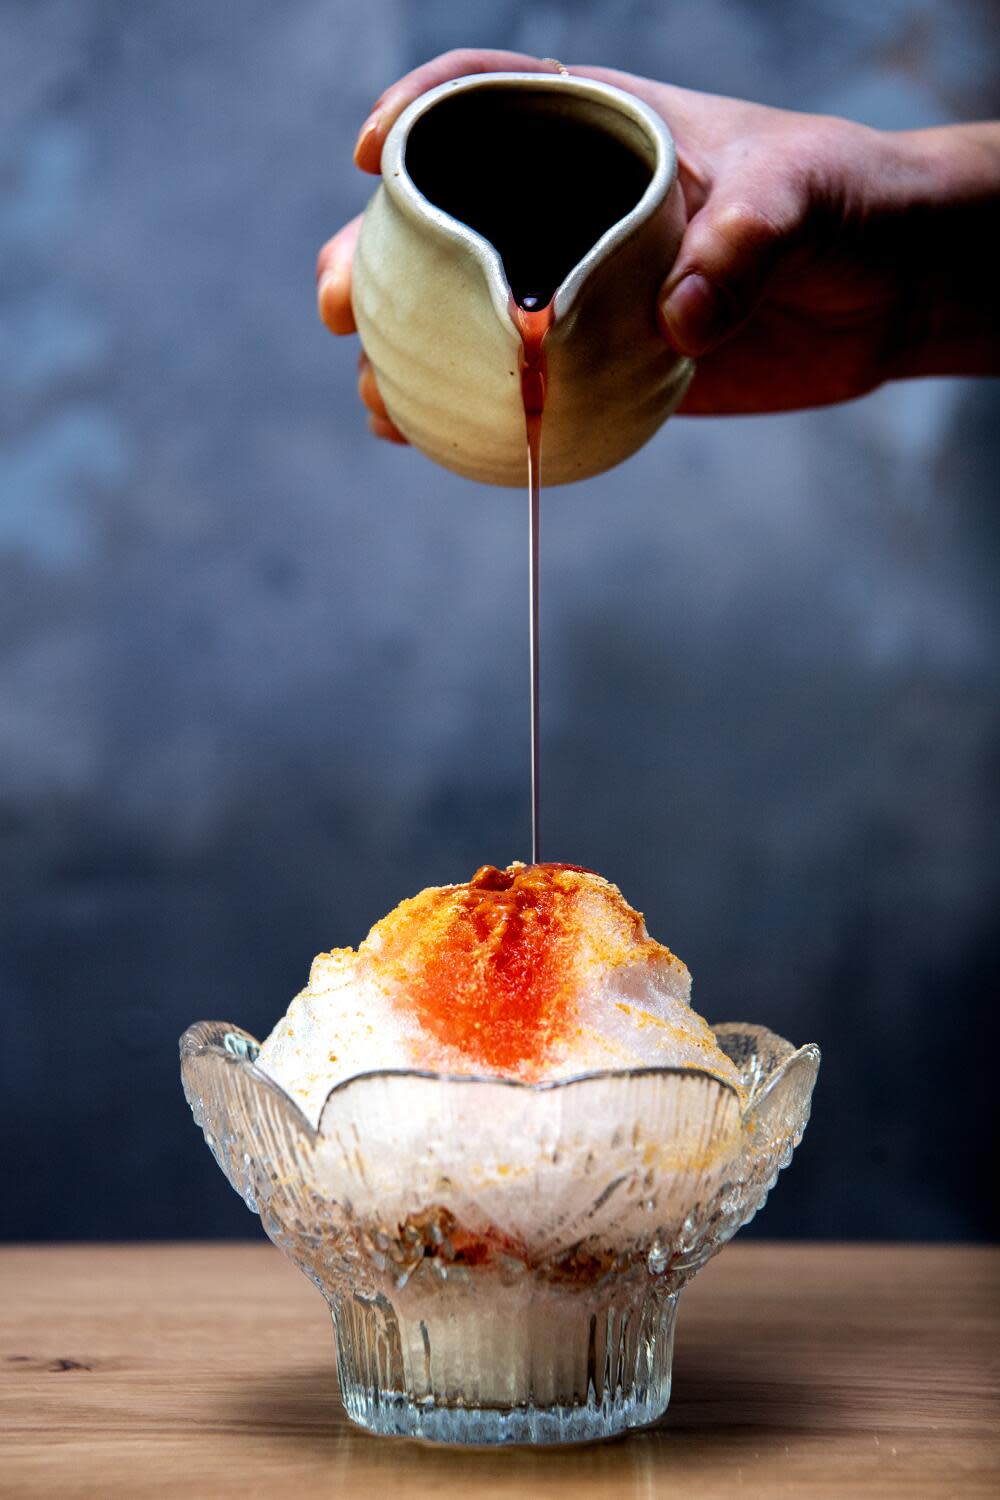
[353,48,564,172]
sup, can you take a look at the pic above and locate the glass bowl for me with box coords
[180,1019,818,1445]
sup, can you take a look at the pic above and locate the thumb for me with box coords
[658,184,803,357]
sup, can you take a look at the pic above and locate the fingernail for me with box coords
[659,272,726,355]
[353,112,382,168]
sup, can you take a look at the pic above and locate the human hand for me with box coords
[318,49,1000,431]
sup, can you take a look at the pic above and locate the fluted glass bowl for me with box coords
[180,1020,818,1445]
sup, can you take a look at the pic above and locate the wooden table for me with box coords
[2,1243,997,1498]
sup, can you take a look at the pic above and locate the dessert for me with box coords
[255,861,743,1124]
[182,860,819,1445]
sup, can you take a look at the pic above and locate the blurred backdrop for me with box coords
[2,1,998,1241]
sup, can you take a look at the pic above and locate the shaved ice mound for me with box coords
[256,862,742,1125]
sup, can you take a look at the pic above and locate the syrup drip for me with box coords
[511,294,555,866]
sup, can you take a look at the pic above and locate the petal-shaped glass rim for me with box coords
[180,1018,819,1136]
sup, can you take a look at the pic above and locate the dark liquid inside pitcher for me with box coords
[405,89,654,307]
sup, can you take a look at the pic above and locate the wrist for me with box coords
[874,123,1000,379]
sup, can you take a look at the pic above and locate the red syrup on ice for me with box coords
[510,293,555,867]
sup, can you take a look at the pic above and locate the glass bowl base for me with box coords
[338,1388,672,1444]
[332,1282,678,1445]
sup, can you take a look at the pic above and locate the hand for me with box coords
[317,49,1000,433]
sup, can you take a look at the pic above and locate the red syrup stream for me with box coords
[510,293,555,866]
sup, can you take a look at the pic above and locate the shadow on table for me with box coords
[218,1337,851,1494]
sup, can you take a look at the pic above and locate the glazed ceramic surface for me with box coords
[351,72,693,486]
[181,1019,818,1443]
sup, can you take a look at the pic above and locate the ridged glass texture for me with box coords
[180,1020,818,1444]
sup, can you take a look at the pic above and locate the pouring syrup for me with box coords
[511,293,554,865]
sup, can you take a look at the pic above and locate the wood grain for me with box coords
[2,1243,997,1499]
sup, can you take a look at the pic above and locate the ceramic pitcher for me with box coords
[351,72,693,487]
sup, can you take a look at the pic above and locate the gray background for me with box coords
[2,0,997,1241]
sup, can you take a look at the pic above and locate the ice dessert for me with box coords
[183,856,819,1444]
[256,861,743,1125]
